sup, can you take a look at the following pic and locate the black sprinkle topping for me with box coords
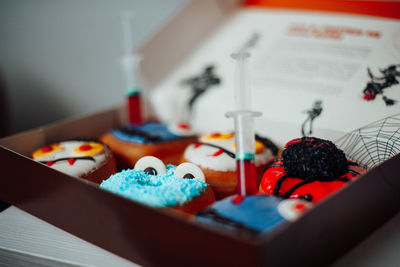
[282,137,348,180]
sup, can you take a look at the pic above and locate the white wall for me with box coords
[0,0,188,134]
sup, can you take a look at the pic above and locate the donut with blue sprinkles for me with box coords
[100,156,215,214]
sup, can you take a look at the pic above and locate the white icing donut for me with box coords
[32,140,108,178]
[183,133,275,172]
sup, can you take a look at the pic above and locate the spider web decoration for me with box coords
[335,113,400,170]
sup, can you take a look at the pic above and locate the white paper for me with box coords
[152,9,400,143]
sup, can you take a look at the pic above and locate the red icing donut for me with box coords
[259,137,365,203]
[259,159,363,203]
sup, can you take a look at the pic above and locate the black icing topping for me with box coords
[255,134,279,156]
[198,134,278,159]
[283,180,314,198]
[282,137,348,180]
[198,142,236,158]
[273,174,289,196]
[39,156,95,164]
[117,126,162,142]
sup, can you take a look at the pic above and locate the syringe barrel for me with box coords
[122,54,144,124]
[121,54,143,94]
[234,112,254,160]
[226,110,261,196]
[231,52,251,111]
[226,110,261,160]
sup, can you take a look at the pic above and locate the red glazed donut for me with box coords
[259,137,365,203]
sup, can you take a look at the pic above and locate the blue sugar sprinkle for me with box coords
[100,165,208,208]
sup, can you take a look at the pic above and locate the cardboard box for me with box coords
[1,1,400,266]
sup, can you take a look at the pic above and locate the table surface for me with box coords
[1,205,400,267]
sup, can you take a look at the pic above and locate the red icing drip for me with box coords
[231,195,245,204]
[194,142,202,149]
[177,122,190,130]
[128,93,143,124]
[46,161,55,166]
[79,144,92,151]
[211,132,221,137]
[67,158,76,165]
[211,149,224,157]
[294,203,307,213]
[41,145,53,152]
[236,159,258,196]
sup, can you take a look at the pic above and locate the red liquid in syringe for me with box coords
[128,92,143,125]
[236,159,258,196]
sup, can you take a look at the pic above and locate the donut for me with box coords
[259,137,365,203]
[100,156,215,214]
[196,195,312,236]
[182,132,278,199]
[32,139,116,184]
[100,121,197,168]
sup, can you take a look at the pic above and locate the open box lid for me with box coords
[142,0,400,149]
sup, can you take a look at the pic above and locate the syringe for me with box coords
[121,54,144,125]
[226,52,261,196]
[121,12,144,125]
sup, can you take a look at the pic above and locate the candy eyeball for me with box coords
[174,162,205,182]
[277,199,313,221]
[134,156,167,176]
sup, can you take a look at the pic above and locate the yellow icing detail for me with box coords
[254,140,265,153]
[32,144,63,159]
[232,140,265,154]
[202,132,234,141]
[72,142,105,156]
[259,184,265,193]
